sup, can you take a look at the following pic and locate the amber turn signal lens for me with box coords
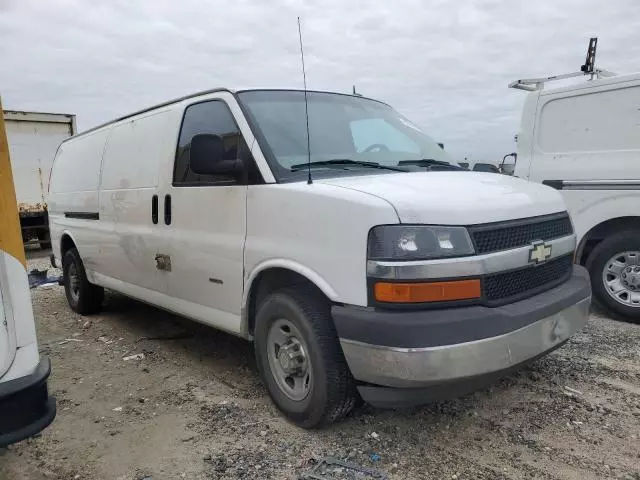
[374,279,481,303]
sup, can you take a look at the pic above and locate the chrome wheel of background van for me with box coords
[602,251,640,308]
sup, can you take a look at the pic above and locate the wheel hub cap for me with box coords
[266,318,312,401]
[621,266,640,289]
[277,340,307,374]
[603,251,640,307]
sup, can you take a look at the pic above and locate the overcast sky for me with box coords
[2,0,639,162]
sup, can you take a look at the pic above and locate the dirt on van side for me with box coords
[1,254,639,480]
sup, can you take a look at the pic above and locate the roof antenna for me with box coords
[297,17,312,185]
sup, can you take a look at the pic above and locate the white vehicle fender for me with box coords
[570,192,640,244]
[241,258,339,336]
[58,228,78,254]
[55,229,93,280]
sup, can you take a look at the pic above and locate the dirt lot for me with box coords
[1,255,639,480]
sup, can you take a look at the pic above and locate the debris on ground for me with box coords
[122,353,145,361]
[564,385,584,395]
[28,268,62,289]
[136,332,194,342]
[299,458,388,479]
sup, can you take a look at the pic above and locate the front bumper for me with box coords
[0,357,56,447]
[333,266,591,407]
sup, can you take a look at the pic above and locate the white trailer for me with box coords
[3,110,76,249]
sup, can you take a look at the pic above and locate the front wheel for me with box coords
[254,287,358,428]
[586,231,640,323]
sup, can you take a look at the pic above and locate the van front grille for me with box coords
[470,213,573,254]
[483,254,573,304]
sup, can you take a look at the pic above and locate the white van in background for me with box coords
[48,88,591,427]
[510,61,640,321]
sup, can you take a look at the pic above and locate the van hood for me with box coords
[316,172,567,225]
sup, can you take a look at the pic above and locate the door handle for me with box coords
[164,194,171,225]
[152,195,158,224]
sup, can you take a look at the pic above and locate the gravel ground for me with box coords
[1,255,639,480]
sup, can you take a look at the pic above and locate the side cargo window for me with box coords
[173,100,261,186]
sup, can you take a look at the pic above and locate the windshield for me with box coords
[237,90,456,182]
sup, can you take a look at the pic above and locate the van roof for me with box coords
[63,88,387,144]
[539,71,640,96]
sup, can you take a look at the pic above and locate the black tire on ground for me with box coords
[254,287,359,428]
[62,247,104,315]
[37,230,51,250]
[585,231,640,323]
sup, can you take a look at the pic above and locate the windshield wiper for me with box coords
[291,159,407,172]
[398,159,466,171]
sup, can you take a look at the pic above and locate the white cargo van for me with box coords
[510,64,640,321]
[49,89,591,427]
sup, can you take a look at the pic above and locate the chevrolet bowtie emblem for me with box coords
[529,241,552,264]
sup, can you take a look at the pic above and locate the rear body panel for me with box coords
[1,100,55,444]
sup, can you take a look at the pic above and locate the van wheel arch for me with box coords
[60,233,77,259]
[246,268,332,338]
[577,216,640,265]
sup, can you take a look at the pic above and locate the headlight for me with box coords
[368,225,475,261]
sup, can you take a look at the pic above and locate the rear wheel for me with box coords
[586,231,640,322]
[62,248,104,314]
[254,287,358,428]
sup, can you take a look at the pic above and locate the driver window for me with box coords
[350,118,420,154]
[174,100,261,186]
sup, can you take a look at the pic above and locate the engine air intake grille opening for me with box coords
[470,213,573,254]
[484,254,573,304]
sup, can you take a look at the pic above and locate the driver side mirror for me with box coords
[500,153,517,176]
[190,134,244,178]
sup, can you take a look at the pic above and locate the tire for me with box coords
[586,231,640,322]
[62,248,104,315]
[254,287,358,428]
